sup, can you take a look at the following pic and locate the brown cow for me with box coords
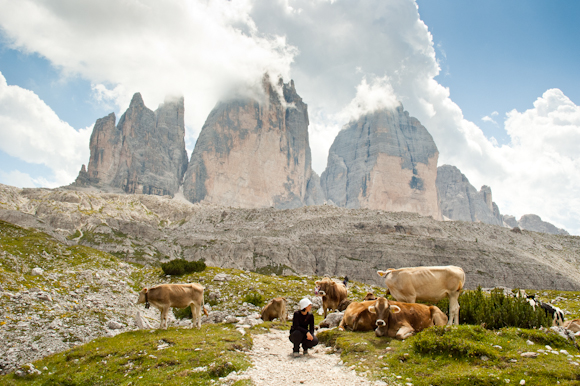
[563,319,580,333]
[364,292,377,301]
[338,300,378,332]
[315,277,348,319]
[370,297,448,339]
[261,297,287,322]
[377,265,465,325]
[137,283,207,329]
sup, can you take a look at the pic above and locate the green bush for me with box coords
[436,287,552,329]
[161,259,206,276]
[243,292,264,307]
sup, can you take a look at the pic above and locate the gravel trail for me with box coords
[227,329,389,385]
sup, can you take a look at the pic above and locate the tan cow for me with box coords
[137,283,207,329]
[370,297,448,339]
[377,265,465,325]
[364,292,377,301]
[261,297,287,322]
[563,319,580,333]
[314,277,348,319]
[338,300,378,332]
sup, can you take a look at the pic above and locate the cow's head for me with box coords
[314,278,333,296]
[368,297,400,337]
[137,288,150,308]
[364,292,377,301]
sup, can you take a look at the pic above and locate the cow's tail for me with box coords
[457,270,466,292]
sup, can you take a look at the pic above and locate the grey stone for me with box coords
[318,312,344,329]
[31,268,43,276]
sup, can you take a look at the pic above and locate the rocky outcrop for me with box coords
[503,214,569,236]
[71,93,188,197]
[2,184,579,291]
[436,165,502,226]
[183,75,323,209]
[321,106,440,219]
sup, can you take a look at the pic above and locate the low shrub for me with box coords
[243,292,265,307]
[436,287,552,329]
[161,259,206,276]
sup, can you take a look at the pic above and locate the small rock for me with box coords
[134,311,152,330]
[480,356,489,361]
[520,352,538,358]
[526,340,534,345]
[107,320,124,330]
[31,268,44,276]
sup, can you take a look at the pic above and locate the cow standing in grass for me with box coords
[314,277,348,319]
[377,265,465,325]
[137,283,207,329]
[261,297,287,322]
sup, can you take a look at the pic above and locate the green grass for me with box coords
[317,325,580,386]
[0,325,252,385]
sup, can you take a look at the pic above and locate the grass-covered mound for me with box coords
[318,325,580,386]
[0,324,252,386]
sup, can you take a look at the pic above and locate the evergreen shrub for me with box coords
[161,258,206,276]
[436,287,552,329]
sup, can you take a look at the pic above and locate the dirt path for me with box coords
[225,329,389,385]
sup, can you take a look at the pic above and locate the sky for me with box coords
[0,0,579,234]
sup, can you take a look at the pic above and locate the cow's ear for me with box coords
[390,305,401,314]
[368,306,376,314]
[377,271,386,277]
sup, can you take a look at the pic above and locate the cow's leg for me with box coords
[160,306,169,329]
[323,299,328,319]
[396,325,415,340]
[191,303,202,328]
[448,293,460,325]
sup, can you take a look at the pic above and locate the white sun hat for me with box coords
[298,298,312,310]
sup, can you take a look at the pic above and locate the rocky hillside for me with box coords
[71,93,188,197]
[1,184,579,291]
[321,106,440,220]
[183,75,324,209]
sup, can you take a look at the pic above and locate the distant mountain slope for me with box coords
[1,184,579,291]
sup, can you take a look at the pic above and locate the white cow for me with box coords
[377,265,465,325]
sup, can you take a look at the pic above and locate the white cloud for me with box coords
[482,115,497,124]
[0,71,91,187]
[0,0,297,151]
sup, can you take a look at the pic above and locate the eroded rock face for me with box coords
[515,214,569,235]
[321,106,440,219]
[183,76,323,209]
[436,165,502,226]
[72,93,188,197]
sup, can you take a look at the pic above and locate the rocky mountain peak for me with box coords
[321,105,441,219]
[71,93,188,197]
[182,76,323,208]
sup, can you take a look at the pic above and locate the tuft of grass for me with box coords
[243,292,265,307]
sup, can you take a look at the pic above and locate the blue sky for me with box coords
[417,0,580,145]
[0,0,579,234]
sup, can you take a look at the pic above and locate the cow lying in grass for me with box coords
[137,283,207,329]
[370,297,448,339]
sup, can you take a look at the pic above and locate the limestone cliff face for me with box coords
[321,106,441,219]
[436,165,502,225]
[73,93,188,197]
[182,76,323,208]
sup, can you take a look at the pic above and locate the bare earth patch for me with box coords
[226,329,388,385]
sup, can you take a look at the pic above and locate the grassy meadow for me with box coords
[1,219,579,385]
